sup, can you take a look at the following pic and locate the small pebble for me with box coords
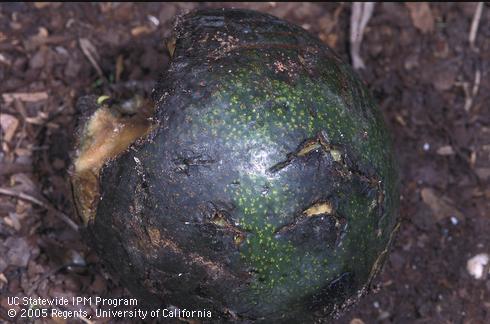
[350,319,365,324]
[450,216,458,225]
[423,142,430,151]
[466,253,489,279]
[148,15,159,26]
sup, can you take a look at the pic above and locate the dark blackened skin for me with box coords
[73,8,399,322]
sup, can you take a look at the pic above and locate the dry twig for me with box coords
[469,2,484,50]
[79,38,105,79]
[0,187,79,231]
[350,2,375,69]
[457,69,482,112]
[2,92,48,104]
[0,162,32,176]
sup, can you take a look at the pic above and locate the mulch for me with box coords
[0,3,489,323]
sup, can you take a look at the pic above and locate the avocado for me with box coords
[71,8,399,322]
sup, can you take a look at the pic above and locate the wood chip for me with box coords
[0,53,11,66]
[5,212,21,231]
[2,92,48,104]
[436,145,455,156]
[475,168,490,181]
[131,25,153,37]
[395,114,407,127]
[0,113,19,142]
[406,2,434,34]
[421,188,462,221]
[26,35,69,51]
[5,236,31,267]
[37,26,49,38]
[34,2,62,9]
[350,318,366,324]
[24,111,49,125]
[0,162,32,176]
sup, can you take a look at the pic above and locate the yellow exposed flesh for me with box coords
[297,141,321,156]
[74,108,151,174]
[73,101,154,224]
[330,149,342,162]
[303,202,333,217]
[166,37,176,57]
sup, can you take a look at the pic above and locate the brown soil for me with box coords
[1,3,489,324]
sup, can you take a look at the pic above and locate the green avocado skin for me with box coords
[87,8,399,322]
